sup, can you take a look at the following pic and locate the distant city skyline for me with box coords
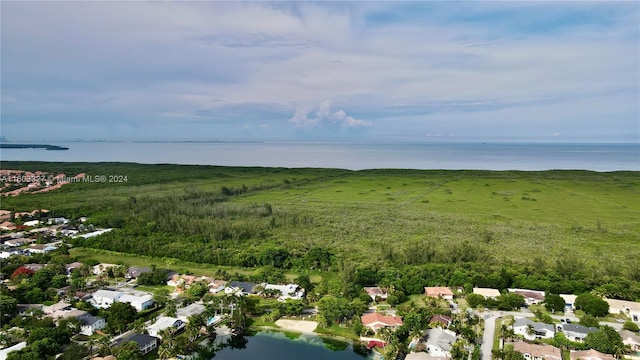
[1,2,638,143]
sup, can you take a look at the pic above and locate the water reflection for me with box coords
[190,330,373,359]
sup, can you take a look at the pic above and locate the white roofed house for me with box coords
[147,316,186,338]
[27,243,57,254]
[23,220,40,227]
[423,328,457,358]
[263,283,305,302]
[513,318,555,340]
[619,330,640,352]
[605,298,640,323]
[560,294,577,311]
[77,313,106,336]
[176,302,207,322]
[91,289,122,309]
[473,288,501,299]
[117,293,154,312]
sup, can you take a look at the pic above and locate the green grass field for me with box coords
[2,162,639,276]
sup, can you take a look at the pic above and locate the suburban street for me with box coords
[481,312,500,360]
[478,309,624,360]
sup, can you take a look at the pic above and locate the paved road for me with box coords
[478,309,625,360]
[481,312,499,360]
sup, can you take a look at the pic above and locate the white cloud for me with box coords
[289,101,371,129]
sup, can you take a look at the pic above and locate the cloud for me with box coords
[289,101,371,129]
[0,1,637,141]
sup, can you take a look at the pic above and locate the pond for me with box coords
[191,330,376,360]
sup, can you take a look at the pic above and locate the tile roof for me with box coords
[361,312,403,327]
[424,287,454,297]
[512,341,562,360]
[570,349,615,360]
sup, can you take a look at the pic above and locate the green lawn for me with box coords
[314,324,359,341]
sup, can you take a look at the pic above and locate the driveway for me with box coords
[481,312,499,360]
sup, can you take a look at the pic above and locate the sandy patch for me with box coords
[275,319,318,334]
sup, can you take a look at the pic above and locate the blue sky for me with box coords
[1,1,638,142]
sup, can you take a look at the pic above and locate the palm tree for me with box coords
[613,345,627,360]
[526,324,536,339]
[131,318,146,333]
[96,336,112,357]
[157,343,173,360]
[186,321,201,343]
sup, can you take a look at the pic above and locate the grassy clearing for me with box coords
[3,163,639,272]
[314,324,360,341]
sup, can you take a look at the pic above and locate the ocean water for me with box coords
[1,141,638,171]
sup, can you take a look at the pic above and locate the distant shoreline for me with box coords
[0,144,69,150]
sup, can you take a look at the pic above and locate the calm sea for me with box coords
[1,141,638,171]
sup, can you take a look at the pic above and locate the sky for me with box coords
[1,1,639,143]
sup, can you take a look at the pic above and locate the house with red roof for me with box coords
[361,312,403,332]
[424,287,454,300]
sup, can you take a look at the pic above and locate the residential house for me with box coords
[176,302,207,322]
[117,293,154,312]
[0,249,28,259]
[208,279,226,294]
[560,294,578,312]
[619,330,640,352]
[125,266,151,280]
[405,353,447,360]
[76,313,106,336]
[23,263,46,271]
[225,281,257,296]
[473,288,501,299]
[16,304,43,316]
[64,262,84,275]
[605,298,640,323]
[0,221,16,231]
[147,316,186,338]
[47,308,87,321]
[361,313,404,332]
[42,301,71,315]
[48,217,69,225]
[27,243,57,254]
[569,349,615,360]
[509,289,545,306]
[429,314,453,328]
[560,324,598,342]
[513,318,555,340]
[424,287,455,300]
[263,283,305,301]
[4,238,28,247]
[23,220,40,227]
[91,289,122,309]
[364,287,388,301]
[114,333,159,356]
[512,341,562,360]
[423,328,457,358]
[92,263,118,276]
